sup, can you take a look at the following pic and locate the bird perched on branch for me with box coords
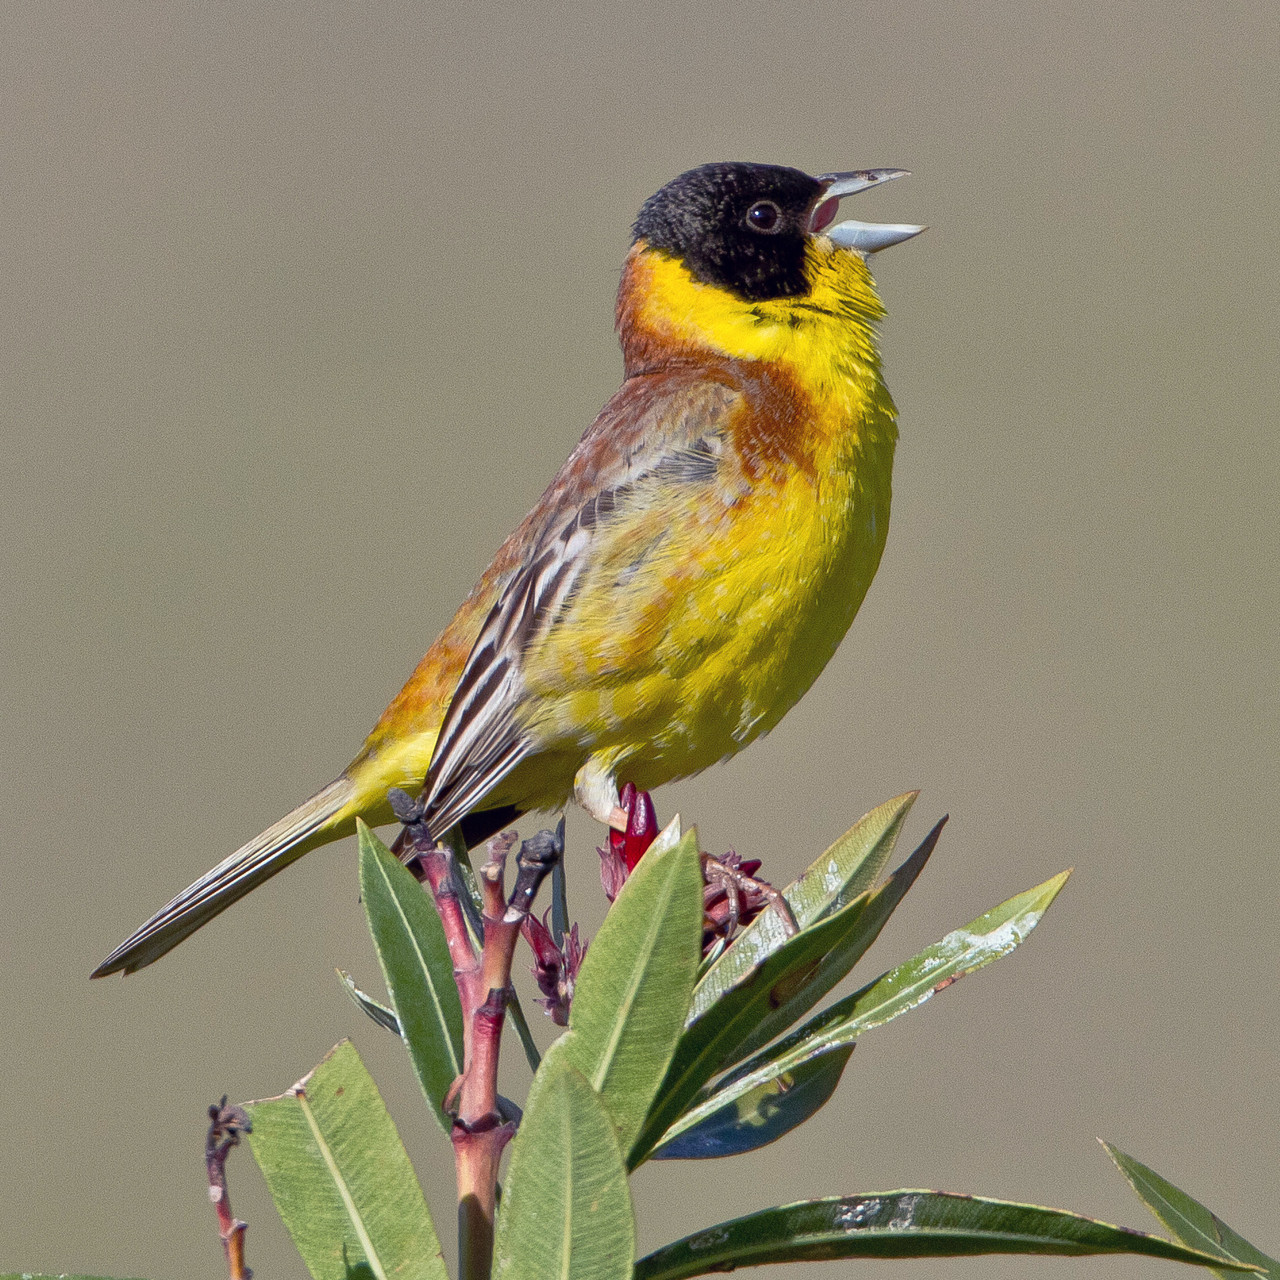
[94,161,922,977]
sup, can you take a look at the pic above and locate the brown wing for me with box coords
[419,368,745,837]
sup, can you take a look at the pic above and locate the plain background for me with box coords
[2,1,1276,1276]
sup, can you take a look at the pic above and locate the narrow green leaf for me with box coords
[637,807,937,1165]
[690,792,917,1021]
[550,814,569,943]
[505,987,543,1073]
[562,827,703,1155]
[651,1043,854,1160]
[697,870,1071,1129]
[807,791,921,913]
[358,821,464,1132]
[338,968,402,1036]
[247,1040,447,1280]
[1104,1142,1278,1278]
[493,1041,634,1280]
[633,1191,1261,1279]
[721,818,943,1068]
[633,884,887,1167]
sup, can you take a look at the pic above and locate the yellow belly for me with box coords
[344,235,900,824]
[505,423,894,811]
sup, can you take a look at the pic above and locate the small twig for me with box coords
[507,827,562,919]
[480,831,516,919]
[442,822,489,944]
[506,988,543,1071]
[206,1096,252,1280]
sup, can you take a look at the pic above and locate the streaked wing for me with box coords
[420,374,744,838]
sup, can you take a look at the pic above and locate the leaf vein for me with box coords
[296,1089,389,1280]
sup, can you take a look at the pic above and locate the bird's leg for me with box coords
[575,755,664,882]
[574,755,630,831]
[596,782,660,900]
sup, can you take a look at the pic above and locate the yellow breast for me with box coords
[501,239,898,808]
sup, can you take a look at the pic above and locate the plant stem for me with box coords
[392,793,560,1280]
[205,1096,252,1280]
[453,986,513,1279]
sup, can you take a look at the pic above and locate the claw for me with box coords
[574,755,628,828]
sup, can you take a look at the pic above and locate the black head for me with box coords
[632,162,824,303]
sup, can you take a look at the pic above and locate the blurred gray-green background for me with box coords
[2,1,1276,1276]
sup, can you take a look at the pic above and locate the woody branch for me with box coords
[390,789,560,1280]
[205,1096,252,1280]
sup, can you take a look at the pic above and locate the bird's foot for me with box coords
[573,757,632,830]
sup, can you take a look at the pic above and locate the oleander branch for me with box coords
[389,788,562,1280]
[205,1096,252,1280]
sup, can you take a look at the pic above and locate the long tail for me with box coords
[91,776,359,977]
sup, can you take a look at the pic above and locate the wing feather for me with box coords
[420,373,746,838]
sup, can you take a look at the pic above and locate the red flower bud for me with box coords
[609,782,659,873]
[521,911,588,1026]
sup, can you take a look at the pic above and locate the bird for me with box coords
[93,161,922,977]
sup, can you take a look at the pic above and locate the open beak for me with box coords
[809,169,925,255]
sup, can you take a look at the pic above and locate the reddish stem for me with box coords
[391,793,557,1280]
[205,1097,252,1280]
[449,876,532,1275]
[453,985,515,1280]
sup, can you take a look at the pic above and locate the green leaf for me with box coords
[493,1041,634,1280]
[338,968,401,1035]
[505,985,544,1073]
[803,791,922,914]
[700,870,1070,1125]
[358,820,465,1132]
[690,791,916,1021]
[631,824,940,1167]
[1104,1142,1278,1278]
[721,818,943,1068]
[562,827,703,1155]
[651,1043,854,1160]
[247,1039,447,1280]
[632,884,886,1167]
[633,1191,1261,1279]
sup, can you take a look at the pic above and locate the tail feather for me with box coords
[91,776,358,977]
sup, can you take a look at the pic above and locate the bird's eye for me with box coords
[746,200,781,233]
